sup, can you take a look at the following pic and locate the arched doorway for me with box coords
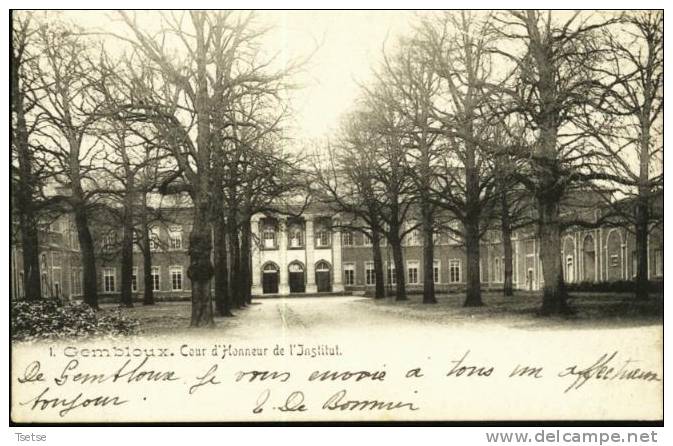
[315,260,332,292]
[288,261,305,293]
[262,262,279,294]
[583,234,596,282]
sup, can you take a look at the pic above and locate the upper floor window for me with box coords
[406,227,420,246]
[288,222,304,248]
[169,226,183,250]
[102,232,117,251]
[363,231,373,247]
[262,220,277,249]
[342,231,353,247]
[315,218,332,248]
[149,227,161,251]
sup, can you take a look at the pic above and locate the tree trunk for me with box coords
[538,198,570,315]
[18,211,41,301]
[213,209,232,316]
[371,229,385,299]
[501,189,514,297]
[74,204,98,309]
[240,218,252,305]
[140,198,154,306]
[634,119,651,300]
[12,57,41,301]
[634,198,649,300]
[390,231,407,301]
[421,204,437,304]
[463,218,482,307]
[119,204,134,307]
[227,208,242,308]
[188,200,214,327]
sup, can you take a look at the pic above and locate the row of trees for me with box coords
[11,11,306,326]
[314,11,662,314]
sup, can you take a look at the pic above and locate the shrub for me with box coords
[565,280,663,293]
[11,298,140,342]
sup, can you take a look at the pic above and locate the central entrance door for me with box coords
[288,262,305,293]
[262,262,279,294]
[315,260,332,292]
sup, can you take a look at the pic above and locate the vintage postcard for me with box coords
[10,9,663,424]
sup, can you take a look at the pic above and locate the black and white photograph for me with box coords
[8,6,665,431]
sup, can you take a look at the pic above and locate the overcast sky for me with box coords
[53,10,417,144]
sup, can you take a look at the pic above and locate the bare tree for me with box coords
[416,11,500,307]
[31,21,107,308]
[11,12,43,301]
[589,11,663,300]
[492,11,620,315]
[374,37,443,304]
[117,11,297,326]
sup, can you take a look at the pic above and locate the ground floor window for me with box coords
[71,268,82,295]
[365,262,375,285]
[343,263,355,285]
[386,263,396,285]
[151,266,161,291]
[449,259,461,283]
[407,261,419,284]
[433,260,440,284]
[170,266,183,291]
[103,267,115,293]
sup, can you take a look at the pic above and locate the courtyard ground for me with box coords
[103,291,663,337]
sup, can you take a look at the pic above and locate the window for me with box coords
[149,227,160,251]
[71,268,82,295]
[344,263,355,285]
[433,260,440,284]
[102,232,116,251]
[566,256,574,282]
[103,267,115,293]
[631,251,637,278]
[610,254,619,267]
[406,228,420,246]
[170,266,183,291]
[131,267,138,292]
[262,221,277,249]
[494,257,502,283]
[407,261,419,284]
[342,231,353,247]
[387,263,397,285]
[151,266,160,291]
[449,259,461,283]
[653,249,662,277]
[169,226,182,250]
[315,220,332,248]
[363,232,373,246]
[288,224,304,248]
[365,262,376,285]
